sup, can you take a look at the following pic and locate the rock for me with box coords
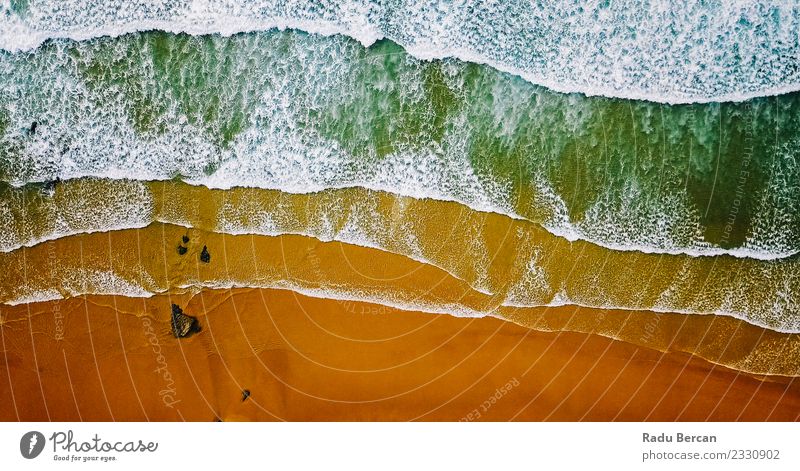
[182,235,190,244]
[42,179,58,196]
[241,389,251,402]
[177,245,188,255]
[170,304,201,338]
[200,245,210,263]
[29,121,37,135]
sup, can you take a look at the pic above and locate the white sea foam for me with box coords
[1,24,797,261]
[180,279,493,319]
[61,269,156,299]
[505,290,800,335]
[1,0,799,104]
[6,269,798,333]
[2,204,799,333]
[4,176,793,261]
[214,215,494,295]
[0,180,154,252]
[4,288,64,306]
[6,280,794,377]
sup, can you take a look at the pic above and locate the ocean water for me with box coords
[1,31,799,259]
[3,206,800,377]
[1,180,799,333]
[1,0,799,103]
[1,2,799,345]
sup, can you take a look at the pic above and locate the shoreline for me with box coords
[2,288,798,421]
[0,223,798,377]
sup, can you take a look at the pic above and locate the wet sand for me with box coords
[1,223,798,377]
[2,180,798,420]
[4,178,799,335]
[1,288,798,421]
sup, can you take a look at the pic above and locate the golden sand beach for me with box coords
[1,219,798,377]
[1,288,797,421]
[5,178,798,336]
[2,180,798,421]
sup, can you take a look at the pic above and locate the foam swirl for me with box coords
[2,0,800,103]
[2,31,799,259]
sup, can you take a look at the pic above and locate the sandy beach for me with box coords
[1,287,797,421]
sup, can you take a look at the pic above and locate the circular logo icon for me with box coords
[20,431,45,459]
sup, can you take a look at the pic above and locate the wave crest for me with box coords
[2,0,800,103]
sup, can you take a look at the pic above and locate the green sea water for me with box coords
[0,30,798,257]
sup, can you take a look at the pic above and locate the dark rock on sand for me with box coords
[241,389,251,402]
[182,235,190,244]
[200,245,210,263]
[170,304,201,339]
[177,245,188,255]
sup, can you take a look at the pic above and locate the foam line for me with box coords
[2,1,799,104]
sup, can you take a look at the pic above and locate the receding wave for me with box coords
[2,1,800,104]
[2,32,799,260]
[2,181,799,333]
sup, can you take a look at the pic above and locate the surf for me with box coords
[1,1,799,104]
[2,31,799,260]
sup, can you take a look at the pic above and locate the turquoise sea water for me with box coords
[1,2,799,334]
[0,30,798,258]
